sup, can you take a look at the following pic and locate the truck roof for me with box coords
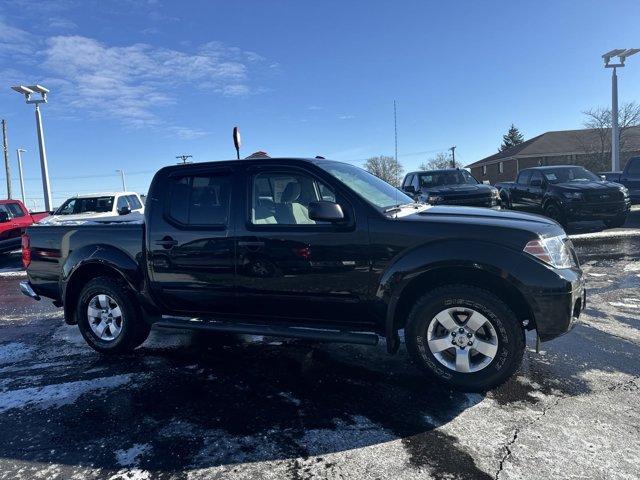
[0,199,25,205]
[155,157,347,174]
[67,191,141,199]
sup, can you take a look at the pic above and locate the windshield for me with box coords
[315,161,413,209]
[55,196,115,215]
[418,170,478,188]
[542,167,599,184]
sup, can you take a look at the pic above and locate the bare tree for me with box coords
[364,156,404,186]
[580,102,640,165]
[419,152,461,170]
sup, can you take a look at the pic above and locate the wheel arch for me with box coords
[61,245,141,325]
[380,244,536,354]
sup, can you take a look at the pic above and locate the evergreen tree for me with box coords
[500,124,525,152]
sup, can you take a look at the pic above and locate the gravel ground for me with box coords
[0,219,638,479]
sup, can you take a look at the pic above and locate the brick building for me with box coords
[467,126,640,184]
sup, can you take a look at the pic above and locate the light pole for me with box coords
[11,85,53,211]
[16,149,26,204]
[115,169,127,191]
[602,49,639,171]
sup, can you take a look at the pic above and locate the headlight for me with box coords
[427,195,443,205]
[490,188,500,198]
[563,192,583,200]
[523,235,576,269]
[621,186,629,197]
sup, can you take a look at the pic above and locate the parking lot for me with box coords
[0,217,639,480]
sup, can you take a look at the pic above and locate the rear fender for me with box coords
[61,244,142,324]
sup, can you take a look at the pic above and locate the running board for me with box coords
[155,317,379,346]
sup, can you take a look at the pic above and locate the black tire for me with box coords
[76,276,150,354]
[604,214,627,229]
[499,190,511,209]
[544,202,567,228]
[404,285,525,392]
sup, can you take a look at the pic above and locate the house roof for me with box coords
[467,125,640,168]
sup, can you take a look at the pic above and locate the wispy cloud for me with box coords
[338,114,355,120]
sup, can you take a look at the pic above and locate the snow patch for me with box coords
[116,443,152,467]
[107,468,151,480]
[0,374,135,412]
[0,342,33,365]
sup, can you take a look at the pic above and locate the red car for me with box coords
[0,200,49,256]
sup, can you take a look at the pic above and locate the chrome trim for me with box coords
[19,281,40,301]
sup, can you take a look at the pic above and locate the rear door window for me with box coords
[530,171,543,185]
[6,203,25,217]
[167,173,232,226]
[627,158,640,175]
[517,170,532,184]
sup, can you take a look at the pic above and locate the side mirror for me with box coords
[118,206,131,216]
[308,201,344,223]
[530,179,542,187]
[0,212,9,223]
[404,185,416,194]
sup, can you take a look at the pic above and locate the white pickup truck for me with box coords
[40,192,145,225]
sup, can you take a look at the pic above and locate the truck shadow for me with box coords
[0,312,636,478]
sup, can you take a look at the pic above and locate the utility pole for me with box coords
[449,146,457,168]
[176,154,193,164]
[115,169,127,191]
[393,100,398,163]
[2,120,11,199]
[602,49,639,171]
[16,149,26,204]
[11,85,53,211]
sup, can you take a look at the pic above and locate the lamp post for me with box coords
[602,49,639,171]
[115,169,127,191]
[16,148,26,204]
[11,85,53,211]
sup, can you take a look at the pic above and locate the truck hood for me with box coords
[420,183,494,196]
[397,205,562,242]
[39,211,115,224]
[551,180,624,192]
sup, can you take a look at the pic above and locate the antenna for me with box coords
[233,126,241,160]
[393,100,398,163]
[176,154,193,164]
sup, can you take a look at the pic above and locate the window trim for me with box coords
[163,169,233,230]
[244,166,354,232]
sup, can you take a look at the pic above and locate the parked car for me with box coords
[40,192,144,224]
[401,169,500,208]
[600,155,640,203]
[20,158,585,391]
[0,200,49,256]
[496,165,630,228]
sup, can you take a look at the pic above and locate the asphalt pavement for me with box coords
[0,216,639,479]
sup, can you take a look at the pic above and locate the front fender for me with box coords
[376,239,528,353]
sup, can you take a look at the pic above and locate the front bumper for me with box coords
[527,268,586,342]
[20,281,40,301]
[563,200,630,221]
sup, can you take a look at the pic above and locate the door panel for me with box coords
[235,166,371,326]
[147,169,236,315]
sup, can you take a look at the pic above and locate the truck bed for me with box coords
[26,220,144,302]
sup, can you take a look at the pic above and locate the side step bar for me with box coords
[155,317,379,346]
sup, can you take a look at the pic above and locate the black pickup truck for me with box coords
[401,169,500,207]
[496,165,630,228]
[20,158,585,391]
[601,156,640,203]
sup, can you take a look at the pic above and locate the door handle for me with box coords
[238,241,265,247]
[155,236,178,249]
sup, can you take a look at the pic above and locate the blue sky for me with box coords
[1,0,639,209]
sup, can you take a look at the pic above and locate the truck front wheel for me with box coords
[76,276,150,354]
[404,285,525,391]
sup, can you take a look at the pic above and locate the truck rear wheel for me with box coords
[404,285,525,391]
[76,276,150,354]
[544,202,567,228]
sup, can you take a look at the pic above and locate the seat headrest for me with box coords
[281,182,301,203]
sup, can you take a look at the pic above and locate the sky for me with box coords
[0,0,639,209]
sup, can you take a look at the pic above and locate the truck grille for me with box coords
[583,190,623,202]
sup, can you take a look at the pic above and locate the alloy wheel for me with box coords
[87,294,124,342]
